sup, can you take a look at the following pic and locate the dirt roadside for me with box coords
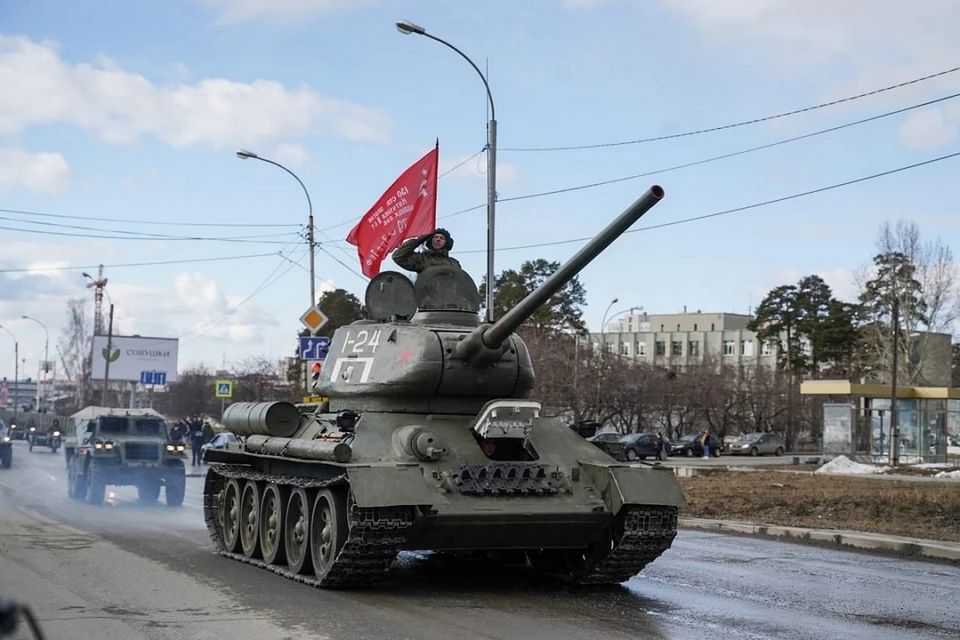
[677,470,960,543]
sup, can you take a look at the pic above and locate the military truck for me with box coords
[65,406,187,506]
[203,185,686,588]
[0,418,12,468]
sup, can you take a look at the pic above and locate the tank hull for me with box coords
[202,412,684,588]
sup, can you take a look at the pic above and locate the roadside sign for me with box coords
[140,371,167,386]
[215,380,233,398]
[299,305,329,335]
[299,336,330,360]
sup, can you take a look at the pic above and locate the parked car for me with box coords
[670,433,722,457]
[614,433,670,461]
[200,432,238,457]
[726,432,785,456]
[570,420,601,439]
[585,431,624,455]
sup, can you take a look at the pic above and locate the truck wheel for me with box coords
[87,461,107,505]
[166,473,185,507]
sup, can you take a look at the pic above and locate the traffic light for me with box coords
[310,362,322,387]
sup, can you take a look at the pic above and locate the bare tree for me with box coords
[57,297,93,410]
[153,365,219,417]
[857,220,959,385]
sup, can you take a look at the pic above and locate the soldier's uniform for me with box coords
[392,228,461,273]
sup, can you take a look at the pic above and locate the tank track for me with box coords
[450,505,678,585]
[203,464,414,588]
[564,505,678,584]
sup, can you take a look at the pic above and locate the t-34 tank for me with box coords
[203,184,686,588]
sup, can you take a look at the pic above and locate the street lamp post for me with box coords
[22,316,49,420]
[237,149,316,307]
[0,326,19,422]
[396,19,498,323]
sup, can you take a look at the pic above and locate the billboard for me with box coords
[91,336,179,383]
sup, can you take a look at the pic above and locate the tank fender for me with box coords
[578,462,687,514]
[346,464,449,509]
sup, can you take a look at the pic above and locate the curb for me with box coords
[679,517,960,563]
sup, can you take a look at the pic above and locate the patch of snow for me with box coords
[911,463,955,469]
[948,445,960,456]
[815,455,890,475]
[934,469,960,479]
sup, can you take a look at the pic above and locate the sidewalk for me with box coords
[679,517,960,563]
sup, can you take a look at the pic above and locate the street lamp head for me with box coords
[395,19,426,35]
[81,272,92,279]
[236,149,258,160]
[611,297,619,305]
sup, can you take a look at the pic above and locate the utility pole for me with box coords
[13,342,18,422]
[890,297,901,466]
[102,304,115,407]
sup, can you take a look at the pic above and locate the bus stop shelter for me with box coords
[800,381,958,464]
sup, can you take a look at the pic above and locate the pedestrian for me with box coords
[191,426,204,466]
[655,432,665,461]
[700,431,710,459]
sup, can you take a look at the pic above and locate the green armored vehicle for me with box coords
[65,406,187,506]
[203,185,686,587]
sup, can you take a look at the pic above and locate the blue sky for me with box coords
[2,0,960,380]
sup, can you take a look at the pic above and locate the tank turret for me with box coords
[314,185,664,414]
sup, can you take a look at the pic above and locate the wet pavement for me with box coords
[1,440,958,639]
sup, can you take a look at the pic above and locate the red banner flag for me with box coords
[346,144,439,278]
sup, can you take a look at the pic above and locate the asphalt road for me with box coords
[1,441,958,640]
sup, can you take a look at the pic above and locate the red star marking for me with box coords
[398,349,413,363]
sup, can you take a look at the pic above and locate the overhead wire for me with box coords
[0,222,298,244]
[455,149,960,254]
[0,207,300,228]
[500,64,960,152]
[0,251,280,274]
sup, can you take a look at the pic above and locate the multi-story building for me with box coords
[592,311,792,370]
[592,310,953,384]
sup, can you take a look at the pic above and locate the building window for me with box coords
[655,341,666,356]
[741,340,754,356]
[723,340,735,356]
[689,340,699,356]
[801,340,812,355]
[711,323,715,331]
[660,324,664,332]
[761,342,773,356]
[671,341,683,356]
[677,324,681,331]
[636,341,646,357]
[606,343,615,353]
[620,342,630,356]
[694,324,698,331]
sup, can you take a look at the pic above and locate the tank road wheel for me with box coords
[138,481,161,503]
[561,527,615,581]
[259,483,287,565]
[310,488,348,580]
[86,461,107,505]
[239,481,262,559]
[220,478,243,553]
[284,487,312,574]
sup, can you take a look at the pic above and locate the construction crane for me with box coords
[82,265,108,336]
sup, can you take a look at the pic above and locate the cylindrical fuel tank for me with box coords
[222,401,301,438]
[244,434,352,463]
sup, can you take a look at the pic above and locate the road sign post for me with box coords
[215,379,233,421]
[299,336,329,360]
[299,305,329,335]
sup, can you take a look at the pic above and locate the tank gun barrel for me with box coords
[457,185,664,365]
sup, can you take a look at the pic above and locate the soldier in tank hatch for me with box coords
[391,228,461,273]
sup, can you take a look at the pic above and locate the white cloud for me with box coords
[439,151,518,183]
[273,143,313,168]
[197,0,373,25]
[0,36,392,149]
[898,107,957,149]
[0,148,71,195]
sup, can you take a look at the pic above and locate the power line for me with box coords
[0,251,280,274]
[326,90,960,229]
[501,64,960,152]
[0,222,297,244]
[456,149,960,253]
[0,207,300,228]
